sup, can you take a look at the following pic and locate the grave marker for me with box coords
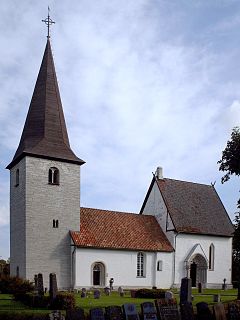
[48,310,65,320]
[90,307,105,320]
[123,303,139,320]
[180,302,194,320]
[105,305,123,320]
[196,302,213,320]
[155,299,180,320]
[141,302,157,320]
[213,303,226,320]
[180,277,192,304]
[228,302,240,320]
[94,289,101,299]
[66,307,84,320]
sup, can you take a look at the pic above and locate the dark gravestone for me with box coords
[213,303,226,320]
[37,273,44,296]
[48,310,65,320]
[198,282,202,293]
[49,273,58,302]
[81,288,87,298]
[141,302,157,320]
[105,305,123,320]
[90,307,105,320]
[123,303,140,320]
[94,289,101,299]
[228,303,240,320]
[34,274,38,291]
[155,299,180,320]
[104,287,111,296]
[180,277,192,304]
[196,302,213,320]
[180,302,194,320]
[66,307,85,320]
[164,291,174,300]
[118,287,124,297]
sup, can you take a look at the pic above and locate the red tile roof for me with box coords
[70,207,173,252]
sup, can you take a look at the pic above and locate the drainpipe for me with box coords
[71,245,76,290]
[153,252,157,287]
[172,232,181,288]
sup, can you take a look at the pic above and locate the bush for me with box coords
[51,291,75,310]
[14,292,50,308]
[0,313,47,320]
[135,288,166,299]
[0,276,34,294]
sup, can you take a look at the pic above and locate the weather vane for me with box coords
[42,7,55,39]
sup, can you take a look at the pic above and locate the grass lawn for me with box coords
[0,288,238,315]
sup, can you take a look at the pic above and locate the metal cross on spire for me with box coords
[42,7,55,39]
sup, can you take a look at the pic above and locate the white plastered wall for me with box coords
[174,234,232,288]
[74,248,173,289]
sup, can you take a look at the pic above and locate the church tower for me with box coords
[7,25,84,288]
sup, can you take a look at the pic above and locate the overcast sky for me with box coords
[1,0,240,260]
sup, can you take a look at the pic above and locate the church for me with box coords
[7,28,234,290]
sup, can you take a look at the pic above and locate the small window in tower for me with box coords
[53,219,59,228]
[157,260,163,271]
[15,169,19,187]
[48,167,59,185]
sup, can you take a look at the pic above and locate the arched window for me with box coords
[209,244,215,270]
[48,167,59,185]
[157,260,163,271]
[137,252,145,277]
[15,169,19,187]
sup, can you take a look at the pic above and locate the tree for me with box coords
[218,126,240,286]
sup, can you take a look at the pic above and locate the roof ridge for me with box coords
[162,177,213,187]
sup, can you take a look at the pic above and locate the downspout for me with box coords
[71,245,76,290]
[153,252,157,287]
[172,232,180,288]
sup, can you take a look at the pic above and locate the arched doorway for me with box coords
[189,254,207,287]
[92,262,105,286]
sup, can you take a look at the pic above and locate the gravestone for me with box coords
[66,307,84,320]
[228,302,240,320]
[104,287,111,296]
[34,274,38,290]
[198,282,202,293]
[37,273,44,296]
[180,301,194,320]
[81,288,87,298]
[213,303,226,320]
[48,310,65,320]
[222,278,227,291]
[165,291,174,300]
[90,307,105,320]
[123,303,139,320]
[155,299,180,320]
[49,273,58,302]
[196,302,213,320]
[180,277,192,304]
[141,302,157,320]
[105,305,123,320]
[94,289,101,299]
[118,287,124,297]
[213,294,221,303]
[109,278,114,291]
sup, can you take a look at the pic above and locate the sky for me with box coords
[1,0,240,260]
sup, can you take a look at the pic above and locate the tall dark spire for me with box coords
[7,39,84,169]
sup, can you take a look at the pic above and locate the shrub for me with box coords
[14,292,50,308]
[135,288,166,299]
[51,291,75,310]
[0,276,34,294]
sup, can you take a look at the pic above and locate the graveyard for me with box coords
[0,287,239,319]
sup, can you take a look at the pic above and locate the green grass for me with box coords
[0,288,238,315]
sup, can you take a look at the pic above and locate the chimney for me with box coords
[155,166,163,180]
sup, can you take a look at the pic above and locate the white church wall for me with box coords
[142,181,175,246]
[74,248,173,289]
[174,233,232,288]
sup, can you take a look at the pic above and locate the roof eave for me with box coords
[6,152,85,170]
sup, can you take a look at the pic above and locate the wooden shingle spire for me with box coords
[7,39,84,169]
